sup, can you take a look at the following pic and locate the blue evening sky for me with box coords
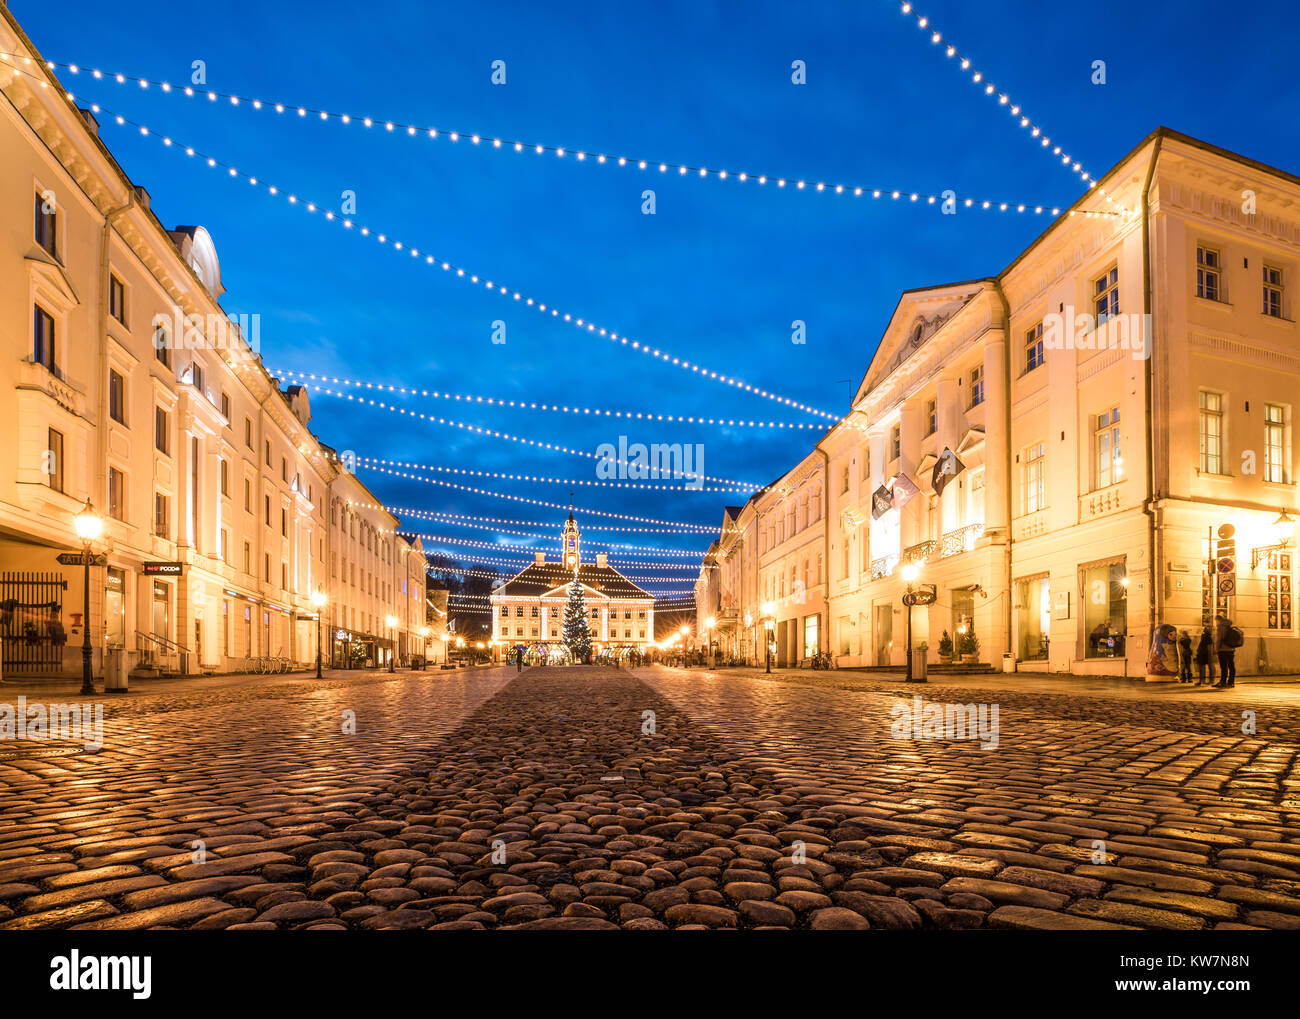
[14,0,1300,588]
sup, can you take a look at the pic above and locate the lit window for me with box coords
[1264,265,1284,318]
[969,365,984,406]
[1025,322,1044,372]
[1196,246,1221,301]
[1023,442,1045,514]
[1094,407,1122,489]
[1265,404,1287,484]
[1198,391,1223,474]
[1094,267,1120,323]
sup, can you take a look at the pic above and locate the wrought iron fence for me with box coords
[0,571,68,674]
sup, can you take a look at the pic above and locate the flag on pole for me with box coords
[891,473,920,510]
[870,484,893,520]
[931,447,966,497]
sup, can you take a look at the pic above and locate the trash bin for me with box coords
[104,648,129,693]
[911,647,927,681]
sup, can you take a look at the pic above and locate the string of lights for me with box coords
[396,530,706,557]
[18,52,1084,218]
[355,460,727,527]
[890,3,1128,217]
[418,546,710,572]
[39,90,840,421]
[393,511,712,549]
[389,506,718,535]
[427,563,696,589]
[341,452,751,494]
[271,368,822,431]
[304,388,759,487]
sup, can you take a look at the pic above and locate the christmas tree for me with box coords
[562,574,592,663]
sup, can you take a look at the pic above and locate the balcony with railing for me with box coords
[870,554,899,580]
[902,539,936,564]
[940,522,984,557]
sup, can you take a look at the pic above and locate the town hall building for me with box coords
[489,513,655,662]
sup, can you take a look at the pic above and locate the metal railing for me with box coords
[135,630,189,674]
[940,522,984,558]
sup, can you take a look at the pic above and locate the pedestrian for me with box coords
[1214,613,1242,688]
[1194,627,1214,686]
[1177,629,1193,683]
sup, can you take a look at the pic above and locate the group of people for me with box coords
[1172,613,1242,688]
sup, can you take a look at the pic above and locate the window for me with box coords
[1082,560,1127,659]
[890,425,901,461]
[34,305,56,374]
[245,417,254,448]
[1094,267,1120,323]
[1265,404,1287,484]
[108,369,126,424]
[1196,246,1221,301]
[924,399,937,436]
[108,467,125,520]
[1025,322,1044,372]
[154,493,169,538]
[516,606,524,617]
[1264,264,1284,318]
[221,391,231,421]
[154,407,170,455]
[1198,391,1223,474]
[861,450,870,480]
[265,439,271,467]
[244,541,251,574]
[1023,442,1046,514]
[34,190,57,257]
[1094,407,1122,489]
[109,274,126,324]
[220,458,230,497]
[46,428,64,492]
[969,365,984,407]
[841,466,850,493]
[264,554,271,582]
[154,324,171,368]
[281,507,287,537]
[190,362,205,394]
[1266,551,1293,632]
[281,457,288,482]
[265,494,271,526]
[220,528,230,563]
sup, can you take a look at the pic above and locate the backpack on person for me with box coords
[1224,625,1244,649]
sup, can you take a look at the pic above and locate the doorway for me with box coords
[874,604,893,665]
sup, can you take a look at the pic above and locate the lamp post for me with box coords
[311,588,326,679]
[73,499,103,696]
[679,623,690,666]
[386,614,397,672]
[421,626,431,669]
[744,611,753,665]
[901,562,929,684]
[705,615,716,668]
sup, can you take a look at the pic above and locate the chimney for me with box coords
[133,185,151,210]
[534,552,545,564]
[596,552,608,568]
[79,108,99,137]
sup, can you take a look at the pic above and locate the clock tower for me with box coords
[561,511,580,571]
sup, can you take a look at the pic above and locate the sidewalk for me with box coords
[0,662,498,703]
[653,662,1300,706]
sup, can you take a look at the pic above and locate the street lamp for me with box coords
[761,600,775,673]
[705,615,716,667]
[900,561,926,684]
[311,588,327,678]
[73,499,103,696]
[421,625,431,668]
[386,614,397,672]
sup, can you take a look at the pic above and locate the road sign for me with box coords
[1218,575,1237,596]
[903,589,937,607]
[56,551,107,567]
[1216,556,1235,574]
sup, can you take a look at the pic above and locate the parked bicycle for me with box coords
[810,651,836,670]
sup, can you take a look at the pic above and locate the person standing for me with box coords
[1195,627,1215,686]
[1214,613,1240,688]
[1177,629,1193,683]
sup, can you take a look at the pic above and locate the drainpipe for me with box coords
[994,286,1014,665]
[96,187,134,669]
[1141,136,1164,656]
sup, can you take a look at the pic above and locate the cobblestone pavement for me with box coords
[1,665,1298,930]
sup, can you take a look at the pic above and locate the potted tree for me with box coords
[938,630,954,665]
[958,629,980,664]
